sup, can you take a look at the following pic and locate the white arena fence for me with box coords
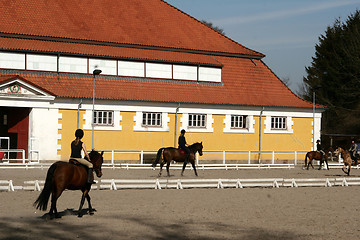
[2,177,360,191]
[0,149,343,170]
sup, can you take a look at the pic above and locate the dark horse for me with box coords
[34,150,104,218]
[152,142,203,177]
[304,147,333,170]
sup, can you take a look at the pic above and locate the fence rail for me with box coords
[97,150,324,165]
[2,177,360,191]
[0,149,344,170]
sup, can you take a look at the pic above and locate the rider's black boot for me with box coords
[185,153,190,164]
[87,168,95,184]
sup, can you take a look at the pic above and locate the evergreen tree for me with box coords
[302,10,360,134]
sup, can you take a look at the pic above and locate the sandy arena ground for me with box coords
[1,166,360,240]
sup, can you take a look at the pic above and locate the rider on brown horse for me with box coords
[349,140,358,165]
[70,129,94,184]
[178,129,190,163]
[316,140,326,163]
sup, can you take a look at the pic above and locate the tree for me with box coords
[201,20,225,35]
[301,10,360,135]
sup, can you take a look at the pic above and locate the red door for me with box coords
[7,108,30,159]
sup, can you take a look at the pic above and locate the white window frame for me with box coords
[142,112,162,127]
[188,114,206,128]
[271,116,286,130]
[94,110,114,126]
[134,112,170,132]
[231,115,247,129]
[264,115,294,134]
[180,113,214,133]
[83,110,122,131]
[223,114,255,133]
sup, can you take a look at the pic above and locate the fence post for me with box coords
[272,151,275,164]
[22,150,25,164]
[140,150,144,164]
[248,151,251,164]
[223,151,226,165]
[111,150,115,166]
[196,152,199,165]
[294,151,297,165]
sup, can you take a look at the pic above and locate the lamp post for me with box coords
[312,85,321,151]
[92,69,102,149]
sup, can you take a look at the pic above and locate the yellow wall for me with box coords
[58,110,313,162]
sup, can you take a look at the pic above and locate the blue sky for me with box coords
[166,0,360,93]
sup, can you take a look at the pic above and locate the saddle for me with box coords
[69,159,89,169]
[178,148,186,155]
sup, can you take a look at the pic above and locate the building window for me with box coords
[142,112,162,127]
[271,116,287,130]
[231,115,247,129]
[188,114,206,128]
[94,111,113,126]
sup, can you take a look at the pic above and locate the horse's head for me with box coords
[192,142,203,156]
[334,147,344,156]
[89,150,104,178]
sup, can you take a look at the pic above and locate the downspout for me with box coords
[258,107,264,163]
[174,103,180,147]
[77,99,82,129]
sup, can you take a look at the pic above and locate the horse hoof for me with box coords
[78,214,83,218]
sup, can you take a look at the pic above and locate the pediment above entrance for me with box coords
[0,75,55,100]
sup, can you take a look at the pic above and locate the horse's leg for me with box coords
[181,161,187,176]
[318,159,322,170]
[86,193,95,215]
[190,160,198,177]
[348,165,351,176]
[49,188,62,219]
[78,189,89,217]
[158,160,164,177]
[166,162,171,177]
[325,159,329,170]
[310,158,314,169]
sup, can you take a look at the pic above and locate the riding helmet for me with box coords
[75,129,84,139]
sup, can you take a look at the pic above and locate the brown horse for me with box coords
[152,142,203,177]
[304,147,333,170]
[34,150,104,218]
[335,147,357,175]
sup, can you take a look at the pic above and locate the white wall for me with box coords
[30,108,60,160]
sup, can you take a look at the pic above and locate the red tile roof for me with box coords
[0,0,263,58]
[0,0,315,109]
[0,37,222,66]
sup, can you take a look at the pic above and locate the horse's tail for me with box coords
[33,163,57,211]
[304,152,309,167]
[152,148,164,168]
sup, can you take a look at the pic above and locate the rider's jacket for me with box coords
[178,135,187,149]
[70,140,83,158]
[317,143,323,151]
[349,143,357,153]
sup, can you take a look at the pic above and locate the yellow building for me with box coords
[0,0,324,162]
